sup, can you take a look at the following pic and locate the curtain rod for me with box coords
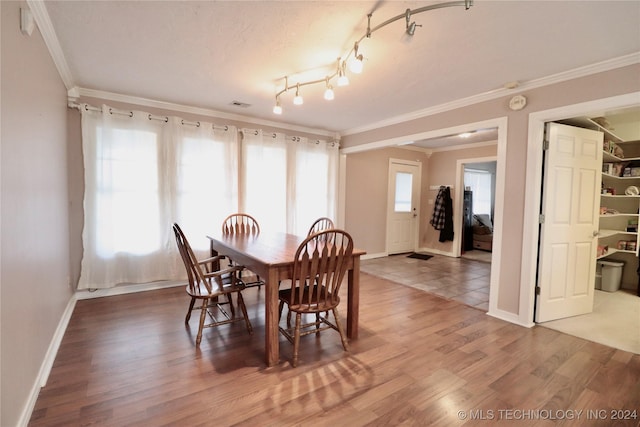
[68,102,230,131]
[240,128,337,146]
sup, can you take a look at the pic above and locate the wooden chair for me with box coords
[277,229,353,367]
[222,213,260,235]
[221,213,264,288]
[173,223,252,345]
[284,216,335,323]
[307,217,334,236]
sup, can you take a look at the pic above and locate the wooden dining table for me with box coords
[207,231,365,367]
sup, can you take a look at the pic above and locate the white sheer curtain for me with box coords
[289,138,339,235]
[240,129,339,235]
[79,105,238,289]
[464,169,493,217]
[240,130,288,232]
[171,120,239,251]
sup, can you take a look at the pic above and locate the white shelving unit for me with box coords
[559,116,640,290]
[593,118,640,260]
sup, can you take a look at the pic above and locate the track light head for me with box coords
[324,77,335,100]
[407,22,417,35]
[337,60,349,86]
[273,97,282,114]
[293,83,303,105]
[349,42,364,74]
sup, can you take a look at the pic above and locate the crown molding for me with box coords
[37,0,638,141]
[342,52,640,136]
[430,140,498,153]
[27,0,74,90]
[71,87,336,138]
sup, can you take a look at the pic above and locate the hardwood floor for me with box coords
[30,273,639,426]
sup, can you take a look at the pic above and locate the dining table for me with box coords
[207,231,366,367]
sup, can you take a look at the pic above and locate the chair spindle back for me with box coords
[289,229,353,311]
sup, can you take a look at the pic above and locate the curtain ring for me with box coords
[164,116,168,123]
[129,111,133,118]
[108,108,113,115]
[315,140,320,145]
[150,114,154,121]
[224,125,229,131]
[254,130,258,136]
[272,133,276,138]
[196,121,201,127]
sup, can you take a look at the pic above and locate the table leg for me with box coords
[346,256,360,339]
[265,269,280,366]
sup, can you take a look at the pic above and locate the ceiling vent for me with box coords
[230,101,251,108]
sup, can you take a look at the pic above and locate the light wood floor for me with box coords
[30,273,640,426]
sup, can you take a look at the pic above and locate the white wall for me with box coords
[1,2,73,425]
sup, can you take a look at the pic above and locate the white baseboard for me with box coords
[361,252,388,260]
[487,308,534,328]
[18,295,77,427]
[75,280,185,300]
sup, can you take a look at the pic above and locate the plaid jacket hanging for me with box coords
[430,187,447,230]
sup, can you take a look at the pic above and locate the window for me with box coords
[394,172,413,212]
[95,128,159,256]
[80,108,339,289]
[242,135,288,233]
[80,107,239,289]
[241,131,338,236]
[464,168,493,216]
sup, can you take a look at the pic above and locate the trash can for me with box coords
[597,260,624,292]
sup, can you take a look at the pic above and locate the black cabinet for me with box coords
[463,190,473,251]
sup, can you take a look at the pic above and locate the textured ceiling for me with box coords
[44,1,640,137]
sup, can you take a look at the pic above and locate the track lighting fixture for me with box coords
[337,60,349,87]
[272,0,473,115]
[273,97,282,114]
[349,42,364,74]
[405,9,423,36]
[324,78,335,100]
[293,83,303,105]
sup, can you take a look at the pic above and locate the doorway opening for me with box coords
[340,116,508,321]
[522,93,640,352]
[459,160,497,264]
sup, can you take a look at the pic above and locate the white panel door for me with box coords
[535,123,603,322]
[387,160,421,254]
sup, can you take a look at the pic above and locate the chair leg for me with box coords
[278,300,285,321]
[236,292,253,334]
[331,308,349,352]
[224,293,235,317]
[196,299,209,346]
[293,312,302,367]
[315,313,321,335]
[185,297,196,323]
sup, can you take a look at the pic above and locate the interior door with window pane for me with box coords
[387,159,421,254]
